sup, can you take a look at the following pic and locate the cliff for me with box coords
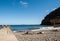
[41,7,60,25]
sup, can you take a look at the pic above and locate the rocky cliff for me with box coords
[41,7,60,25]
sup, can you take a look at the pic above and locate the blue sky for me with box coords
[0,0,60,25]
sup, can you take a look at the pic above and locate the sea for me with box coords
[0,25,50,32]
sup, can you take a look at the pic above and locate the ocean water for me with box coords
[0,25,50,32]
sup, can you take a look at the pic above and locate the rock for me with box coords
[41,7,60,25]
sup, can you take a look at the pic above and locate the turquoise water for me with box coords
[0,25,49,32]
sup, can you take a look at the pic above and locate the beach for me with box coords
[0,0,60,41]
[14,27,60,41]
[0,25,60,41]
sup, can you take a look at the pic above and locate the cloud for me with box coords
[45,10,49,13]
[20,1,28,7]
[52,8,57,11]
[51,7,59,11]
[45,10,50,14]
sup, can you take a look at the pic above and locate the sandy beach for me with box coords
[14,27,60,41]
[0,0,60,41]
[0,25,60,41]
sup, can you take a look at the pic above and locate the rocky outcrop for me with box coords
[41,7,60,25]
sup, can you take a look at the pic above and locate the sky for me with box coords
[0,0,60,25]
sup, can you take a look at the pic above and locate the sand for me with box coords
[15,28,60,41]
[0,26,18,41]
[0,26,60,41]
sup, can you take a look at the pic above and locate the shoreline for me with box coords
[0,25,60,41]
[31,26,60,31]
[13,26,60,32]
[14,27,60,41]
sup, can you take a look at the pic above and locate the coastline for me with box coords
[14,26,60,41]
[31,26,60,31]
[0,25,60,41]
[13,26,60,32]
